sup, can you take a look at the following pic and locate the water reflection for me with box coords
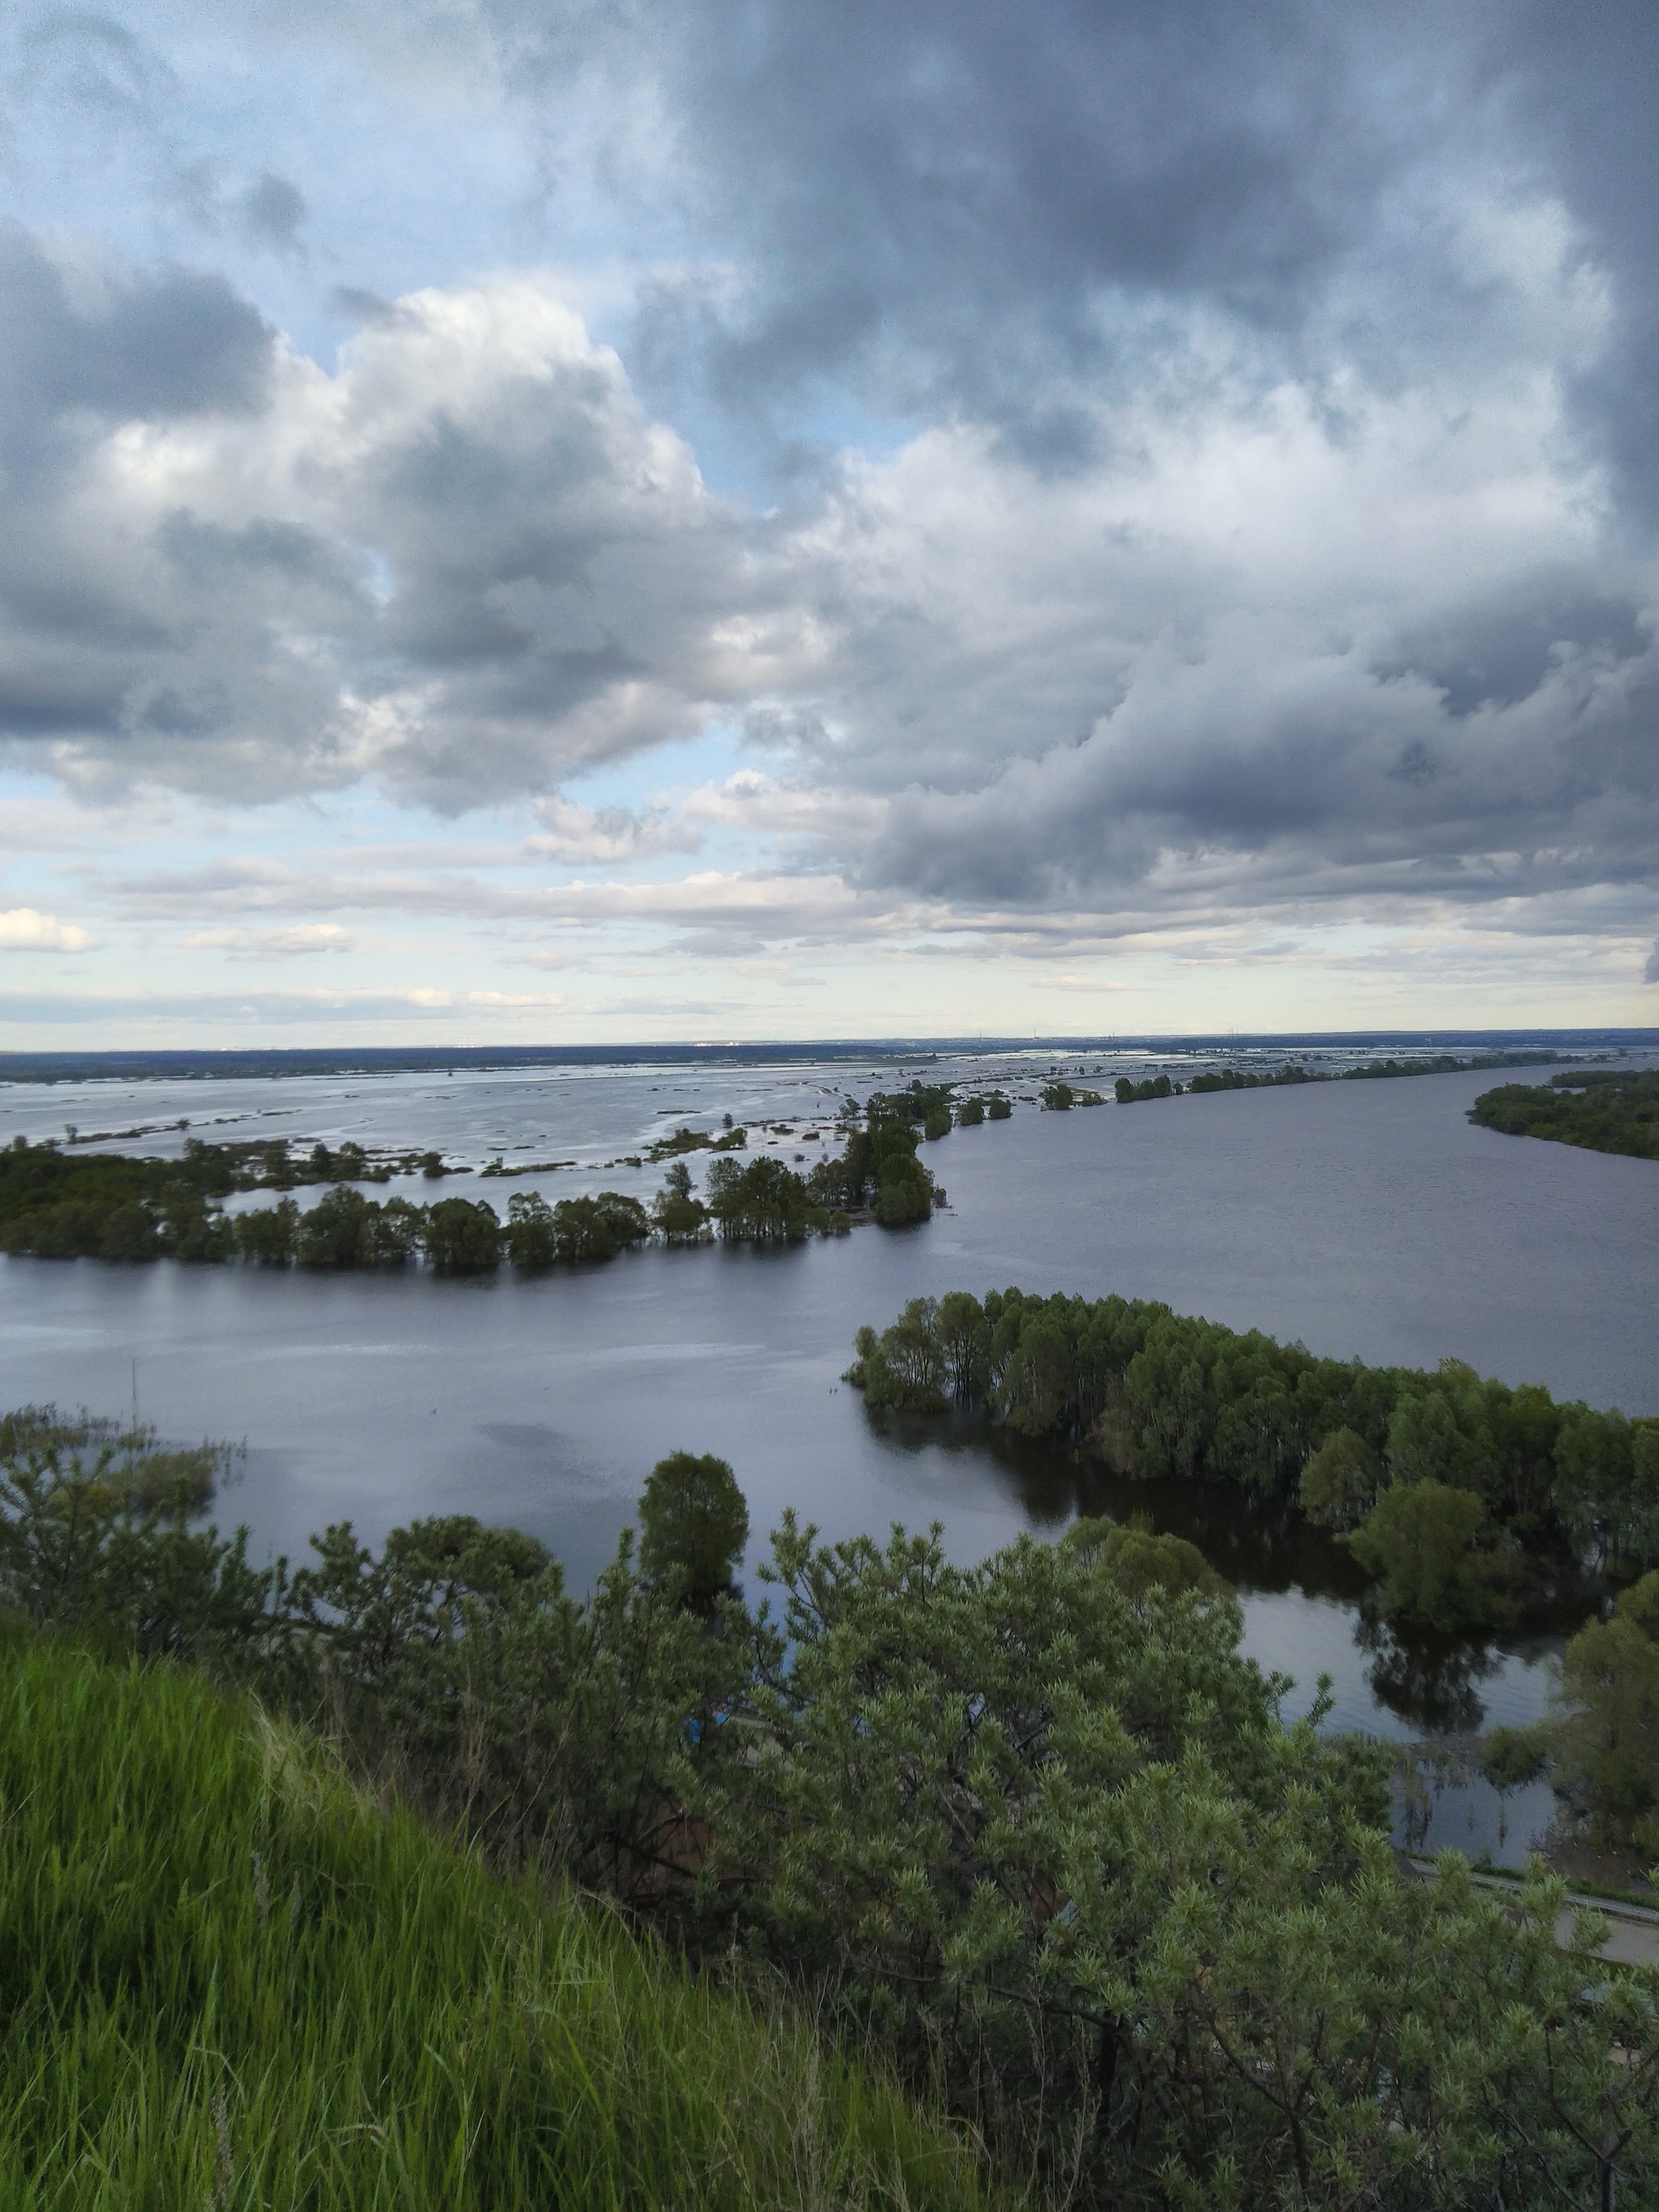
[1354,1615,1508,1736]
[859,1401,1572,1749]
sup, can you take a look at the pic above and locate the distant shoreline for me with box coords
[0,1027,1654,1086]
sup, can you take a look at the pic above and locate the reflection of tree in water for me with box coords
[861,1406,1372,1598]
[1356,1611,1503,1736]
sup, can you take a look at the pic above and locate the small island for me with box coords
[1469,1067,1659,1162]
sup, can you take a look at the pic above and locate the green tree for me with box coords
[236,1198,299,1266]
[859,1300,949,1413]
[503,1191,557,1268]
[637,1452,750,1612]
[1349,1480,1524,1630]
[1063,1512,1227,1599]
[423,1197,502,1275]
[935,1291,990,1403]
[652,1161,710,1242]
[550,1192,651,1261]
[1550,1569,1659,1847]
[1300,1427,1383,1532]
[705,1156,814,1241]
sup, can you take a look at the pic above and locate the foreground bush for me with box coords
[0,1638,993,2212]
[5,1428,1659,2206]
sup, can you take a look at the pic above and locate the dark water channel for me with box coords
[3,1044,1657,1866]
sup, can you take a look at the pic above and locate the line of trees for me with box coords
[0,1106,955,1270]
[1,1420,1655,2208]
[847,1287,1659,1631]
[1111,1053,1561,1108]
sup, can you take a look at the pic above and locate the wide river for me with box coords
[4,1040,1657,1862]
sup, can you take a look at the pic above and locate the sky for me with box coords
[1,0,1657,1045]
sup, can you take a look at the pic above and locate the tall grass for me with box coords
[0,1642,997,2210]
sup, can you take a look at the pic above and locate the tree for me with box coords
[935,1291,990,1402]
[637,1452,749,1612]
[1063,1512,1228,1599]
[550,1192,651,1261]
[423,1197,502,1274]
[858,1300,949,1412]
[653,1161,710,1242]
[1349,1480,1524,1630]
[1550,1569,1659,1847]
[504,1191,557,1268]
[705,1156,814,1241]
[236,1198,298,1266]
[1300,1427,1382,1532]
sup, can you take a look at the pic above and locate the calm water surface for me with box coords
[4,1048,1657,1864]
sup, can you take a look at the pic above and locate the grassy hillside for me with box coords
[0,1638,995,2212]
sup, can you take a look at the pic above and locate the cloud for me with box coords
[527,792,700,864]
[181,923,356,956]
[237,172,308,253]
[0,907,95,951]
[0,246,817,803]
[3,2,1659,1004]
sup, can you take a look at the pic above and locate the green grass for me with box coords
[0,1642,999,2210]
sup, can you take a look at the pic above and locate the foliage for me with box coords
[0,1638,992,2212]
[638,1450,751,1612]
[846,1286,1659,1612]
[1061,1510,1227,1598]
[1188,1063,1313,1093]
[0,1132,454,1262]
[1299,1426,1383,1532]
[1347,1480,1525,1631]
[1550,1568,1659,1849]
[1039,1082,1106,1109]
[986,1094,1013,1121]
[292,1185,424,1268]
[1112,1074,1174,1103]
[647,1122,749,1162]
[705,1155,818,1241]
[0,1426,275,1664]
[1471,1069,1659,1161]
[955,1095,986,1126]
[652,1159,712,1241]
[6,1430,1659,2206]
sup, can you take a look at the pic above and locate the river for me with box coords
[3,1038,1656,1864]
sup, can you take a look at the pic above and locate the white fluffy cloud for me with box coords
[0,252,817,805]
[0,908,95,951]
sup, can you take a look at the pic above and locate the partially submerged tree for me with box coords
[638,1451,750,1612]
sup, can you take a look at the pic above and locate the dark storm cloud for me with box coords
[497,0,1491,455]
[3,0,1659,972]
[1489,2,1659,526]
[0,223,272,449]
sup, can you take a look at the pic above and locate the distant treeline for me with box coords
[847,1287,1657,1629]
[1470,1068,1659,1163]
[1111,1049,1568,1104]
[0,1091,955,1268]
